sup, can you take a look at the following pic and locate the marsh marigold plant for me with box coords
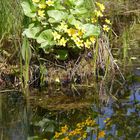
[21,0,111,60]
[53,117,105,140]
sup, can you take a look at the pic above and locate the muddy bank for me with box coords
[0,0,139,93]
[0,36,117,93]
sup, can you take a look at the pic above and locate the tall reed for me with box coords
[0,0,23,40]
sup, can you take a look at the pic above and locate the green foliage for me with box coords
[21,0,108,60]
[83,24,100,38]
[21,37,32,90]
[55,50,68,60]
[23,26,41,39]
[21,1,36,18]
[53,117,105,140]
[37,29,54,45]
[0,0,22,38]
[21,37,32,62]
[47,10,68,22]
[35,118,56,133]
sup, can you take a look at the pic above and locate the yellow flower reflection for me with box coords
[61,125,68,133]
[54,132,62,138]
[98,130,105,138]
[62,137,70,140]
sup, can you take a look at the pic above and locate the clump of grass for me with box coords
[0,0,23,65]
[0,0,23,39]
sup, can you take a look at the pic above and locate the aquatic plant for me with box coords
[21,37,32,93]
[53,117,105,140]
[21,0,111,60]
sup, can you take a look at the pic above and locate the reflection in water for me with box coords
[0,92,28,140]
[98,84,140,139]
[0,84,140,140]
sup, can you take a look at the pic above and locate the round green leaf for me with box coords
[83,24,100,38]
[37,29,54,45]
[56,50,68,60]
[21,1,36,17]
[23,26,41,39]
[47,10,68,22]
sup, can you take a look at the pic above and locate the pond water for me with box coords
[0,72,140,140]
[1,0,139,139]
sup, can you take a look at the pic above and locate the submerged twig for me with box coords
[70,55,82,80]
[39,58,66,69]
[0,89,19,93]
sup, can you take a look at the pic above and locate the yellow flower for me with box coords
[96,2,105,12]
[55,77,60,83]
[61,125,68,133]
[46,0,54,6]
[77,30,83,38]
[84,39,91,49]
[32,0,40,3]
[91,17,97,23]
[58,21,68,32]
[69,130,75,136]
[62,137,70,140]
[91,120,96,126]
[90,36,96,43]
[58,37,67,46]
[84,117,96,126]
[73,128,81,135]
[106,121,111,126]
[38,3,47,9]
[103,25,110,32]
[52,31,61,40]
[71,34,79,42]
[82,132,87,138]
[67,28,77,36]
[38,10,45,17]
[104,118,110,123]
[54,132,62,138]
[94,10,103,17]
[98,130,105,138]
[75,24,85,33]
[105,18,111,24]
[75,38,83,48]
[76,122,85,128]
